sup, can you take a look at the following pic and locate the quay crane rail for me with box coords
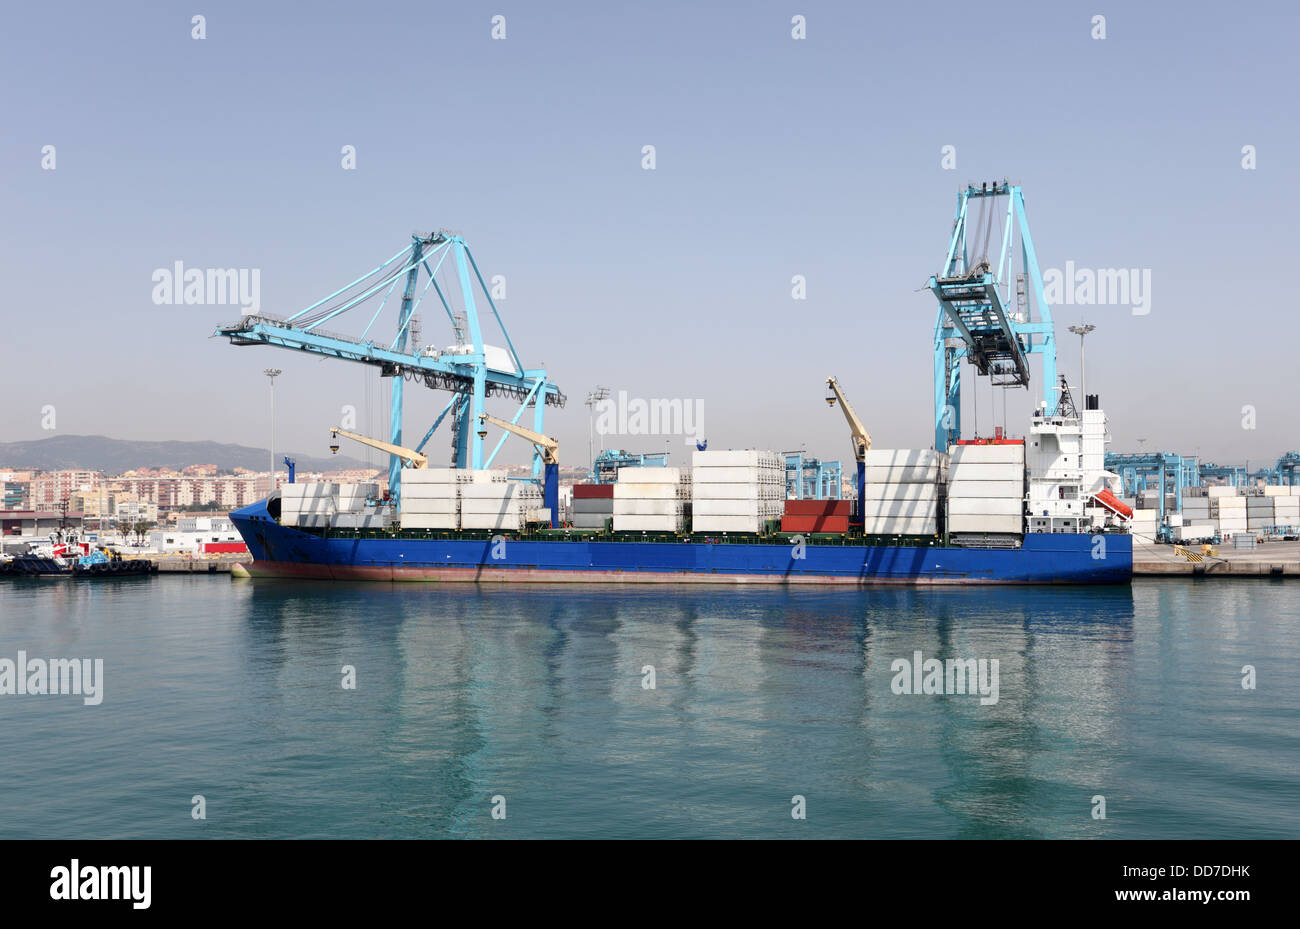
[215,232,564,504]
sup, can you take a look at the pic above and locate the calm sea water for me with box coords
[1,576,1297,839]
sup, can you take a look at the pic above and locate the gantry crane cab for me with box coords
[329,427,428,469]
[477,413,560,528]
[825,376,871,522]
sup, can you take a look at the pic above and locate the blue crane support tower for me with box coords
[930,181,1058,452]
[216,232,565,505]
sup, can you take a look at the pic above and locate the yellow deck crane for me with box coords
[825,376,871,523]
[477,413,560,528]
[329,427,428,469]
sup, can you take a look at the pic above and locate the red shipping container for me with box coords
[781,516,849,533]
[783,499,851,517]
[573,484,615,499]
[202,542,248,554]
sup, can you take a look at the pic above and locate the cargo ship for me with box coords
[218,193,1135,586]
[229,411,1134,585]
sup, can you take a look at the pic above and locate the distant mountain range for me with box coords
[0,435,373,473]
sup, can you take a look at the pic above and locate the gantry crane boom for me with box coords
[477,413,559,527]
[826,376,870,521]
[330,427,428,469]
[215,232,564,504]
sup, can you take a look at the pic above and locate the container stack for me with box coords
[862,449,946,535]
[400,468,461,530]
[280,482,339,528]
[690,450,783,534]
[1210,488,1247,537]
[1129,508,1159,540]
[331,482,383,528]
[572,484,614,530]
[459,471,540,532]
[781,499,851,533]
[1247,493,1274,534]
[613,467,690,532]
[1271,487,1300,530]
[1182,492,1212,529]
[946,443,1025,536]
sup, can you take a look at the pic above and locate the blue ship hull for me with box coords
[229,499,1132,585]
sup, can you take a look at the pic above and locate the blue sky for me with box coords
[2,0,1296,469]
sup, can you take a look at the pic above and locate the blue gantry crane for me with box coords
[1105,452,1198,511]
[930,181,1058,451]
[591,449,669,484]
[216,232,564,504]
[783,452,843,500]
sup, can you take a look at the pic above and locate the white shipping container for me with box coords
[401,468,462,484]
[688,484,783,500]
[863,449,947,483]
[399,484,459,500]
[613,483,682,500]
[865,483,940,503]
[611,499,685,516]
[459,483,518,500]
[864,466,943,484]
[864,448,947,468]
[692,466,781,484]
[572,499,615,514]
[613,515,684,532]
[863,500,939,520]
[1215,497,1247,510]
[947,480,1025,498]
[692,499,783,517]
[944,462,1024,482]
[1263,485,1291,497]
[692,449,782,469]
[618,467,683,483]
[399,499,458,515]
[949,444,1024,465]
[460,500,523,516]
[691,515,766,533]
[947,497,1023,516]
[280,482,338,498]
[1207,486,1239,498]
[948,515,1023,533]
[863,516,938,535]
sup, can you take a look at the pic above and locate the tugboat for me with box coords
[0,534,155,578]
